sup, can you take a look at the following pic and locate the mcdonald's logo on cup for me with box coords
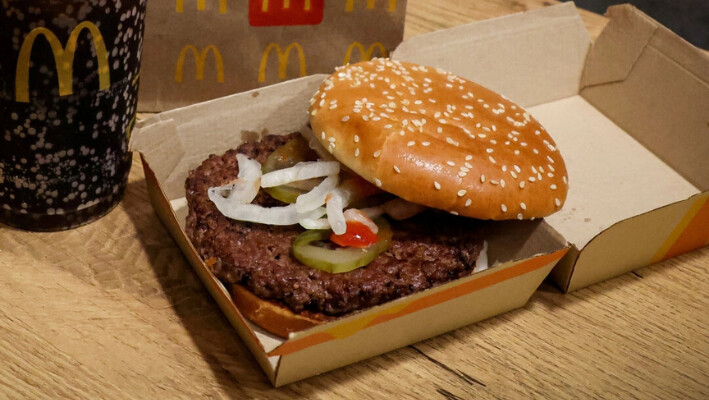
[249,0,324,26]
[343,42,388,65]
[15,21,111,103]
[345,0,397,12]
[176,0,227,14]
[174,45,225,83]
[258,43,307,82]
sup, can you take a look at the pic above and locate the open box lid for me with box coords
[393,2,709,291]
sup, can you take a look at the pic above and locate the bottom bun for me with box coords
[230,284,335,338]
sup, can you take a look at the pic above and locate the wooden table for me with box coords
[2,1,707,398]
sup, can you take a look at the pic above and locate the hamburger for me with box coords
[185,58,568,338]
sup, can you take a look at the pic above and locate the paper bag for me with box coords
[138,0,407,111]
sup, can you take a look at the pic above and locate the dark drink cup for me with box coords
[0,0,147,231]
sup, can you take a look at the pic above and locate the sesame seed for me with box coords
[434,181,441,190]
[538,173,543,181]
[528,177,536,182]
[535,130,541,135]
[514,150,520,155]
[501,204,507,212]
[399,130,406,136]
[375,178,382,187]
[520,202,527,210]
[321,131,326,140]
[547,155,555,163]
[533,149,539,154]
[517,213,523,220]
[488,156,496,164]
[465,162,473,169]
[563,176,568,184]
[354,134,359,142]
[465,199,472,207]
[458,171,467,177]
[328,137,336,143]
[342,116,350,122]
[355,148,360,157]
[555,198,561,207]
[446,161,455,166]
[460,166,470,172]
[422,141,431,146]
[384,124,393,129]
[502,165,508,172]
[362,115,369,121]
[394,165,401,173]
[500,179,506,188]
[450,211,459,216]
[407,141,416,146]
[437,127,443,134]
[550,184,557,190]
[480,174,486,183]
[490,180,499,185]
[373,150,381,158]
[465,155,473,161]
[519,181,525,189]
[510,171,518,179]
[457,189,467,197]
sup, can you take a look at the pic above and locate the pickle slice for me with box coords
[292,218,392,273]
[262,137,319,203]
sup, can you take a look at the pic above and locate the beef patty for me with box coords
[185,133,484,316]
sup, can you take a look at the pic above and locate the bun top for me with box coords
[309,58,568,220]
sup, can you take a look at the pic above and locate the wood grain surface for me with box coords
[2,1,707,399]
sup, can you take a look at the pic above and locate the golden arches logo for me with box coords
[261,0,312,11]
[343,42,388,65]
[345,0,396,12]
[174,45,225,83]
[258,43,307,83]
[176,0,227,14]
[15,21,110,103]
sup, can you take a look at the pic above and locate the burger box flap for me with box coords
[130,70,569,385]
[393,2,709,292]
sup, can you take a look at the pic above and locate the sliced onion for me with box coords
[296,175,339,214]
[382,198,426,220]
[207,154,262,204]
[299,217,331,230]
[473,241,489,273]
[326,189,347,235]
[359,206,385,220]
[261,161,339,188]
[208,192,325,225]
[343,209,379,234]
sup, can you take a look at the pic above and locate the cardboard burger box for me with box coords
[389,3,709,293]
[130,3,708,385]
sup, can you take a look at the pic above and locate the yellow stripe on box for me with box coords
[653,196,709,263]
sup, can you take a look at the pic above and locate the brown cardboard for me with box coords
[139,0,407,112]
[130,2,708,385]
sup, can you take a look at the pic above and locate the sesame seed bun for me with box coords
[309,59,568,220]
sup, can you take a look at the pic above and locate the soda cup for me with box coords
[0,0,147,231]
